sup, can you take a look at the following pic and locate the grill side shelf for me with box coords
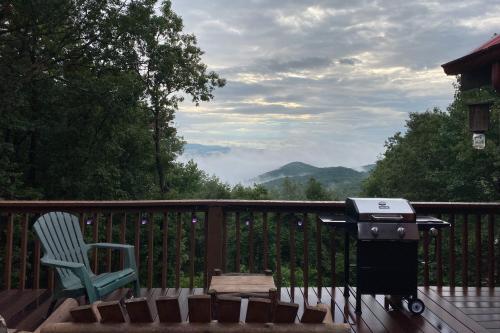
[318,216,354,229]
[416,216,450,230]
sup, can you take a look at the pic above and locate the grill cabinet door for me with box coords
[357,241,418,295]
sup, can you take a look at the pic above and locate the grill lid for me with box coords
[346,198,416,223]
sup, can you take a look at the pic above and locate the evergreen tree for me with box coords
[305,178,330,200]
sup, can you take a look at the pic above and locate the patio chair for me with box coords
[33,212,140,314]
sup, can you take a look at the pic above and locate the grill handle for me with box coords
[370,214,404,221]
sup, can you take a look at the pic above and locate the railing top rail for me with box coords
[0,200,344,213]
[412,201,500,213]
[0,200,498,214]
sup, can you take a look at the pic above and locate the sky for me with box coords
[171,0,500,184]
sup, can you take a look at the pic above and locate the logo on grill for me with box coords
[378,201,390,209]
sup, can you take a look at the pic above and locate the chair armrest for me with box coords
[41,257,85,269]
[87,243,134,250]
[87,243,138,273]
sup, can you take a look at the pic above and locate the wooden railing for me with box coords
[0,200,498,299]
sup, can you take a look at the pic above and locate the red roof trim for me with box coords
[442,35,500,75]
[472,34,500,53]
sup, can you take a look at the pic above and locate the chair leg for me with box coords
[86,288,98,304]
[133,279,141,297]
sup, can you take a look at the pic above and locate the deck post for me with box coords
[206,206,224,285]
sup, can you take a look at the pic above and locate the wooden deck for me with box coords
[1,287,499,332]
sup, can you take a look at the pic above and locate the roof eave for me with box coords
[442,44,500,75]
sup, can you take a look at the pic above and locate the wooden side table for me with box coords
[208,269,278,320]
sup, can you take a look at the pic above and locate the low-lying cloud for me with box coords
[180,143,380,186]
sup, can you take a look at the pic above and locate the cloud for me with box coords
[170,0,493,182]
[234,72,283,84]
[199,19,244,35]
[260,57,334,72]
[457,9,500,33]
[338,57,361,65]
[179,143,380,185]
[241,97,303,109]
[275,6,333,30]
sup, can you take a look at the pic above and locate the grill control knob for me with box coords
[397,227,406,238]
[371,226,379,236]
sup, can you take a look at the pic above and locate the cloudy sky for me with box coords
[171,0,499,184]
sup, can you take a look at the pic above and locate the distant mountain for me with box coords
[254,162,319,182]
[252,161,372,197]
[183,143,230,156]
[361,163,376,172]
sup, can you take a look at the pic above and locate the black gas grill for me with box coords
[320,198,449,315]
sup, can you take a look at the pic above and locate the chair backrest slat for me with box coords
[57,213,81,263]
[64,215,88,265]
[37,214,71,279]
[49,213,74,262]
[34,212,91,287]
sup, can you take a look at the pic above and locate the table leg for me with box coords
[269,288,277,321]
[208,289,217,319]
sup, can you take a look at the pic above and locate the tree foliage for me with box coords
[0,0,224,200]
[305,177,331,200]
[127,1,225,195]
[363,86,500,201]
[268,177,338,200]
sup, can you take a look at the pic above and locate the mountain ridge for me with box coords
[252,161,371,197]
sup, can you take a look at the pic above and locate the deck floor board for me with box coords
[373,295,438,333]
[2,287,500,332]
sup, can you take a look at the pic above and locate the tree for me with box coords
[278,177,304,200]
[127,1,225,196]
[1,0,150,199]
[231,183,269,200]
[363,86,500,201]
[0,0,224,200]
[305,178,330,200]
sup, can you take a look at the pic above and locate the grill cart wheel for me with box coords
[408,298,425,315]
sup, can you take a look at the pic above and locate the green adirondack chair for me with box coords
[34,212,140,312]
